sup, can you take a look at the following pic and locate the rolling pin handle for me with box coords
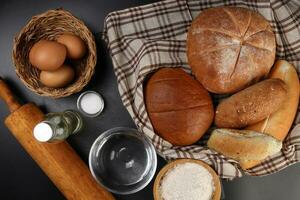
[0,78,21,113]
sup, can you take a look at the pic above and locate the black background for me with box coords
[0,1,300,200]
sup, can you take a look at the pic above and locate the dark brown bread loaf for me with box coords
[187,7,276,94]
[215,79,287,128]
[145,68,214,146]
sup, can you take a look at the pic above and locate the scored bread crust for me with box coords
[145,68,214,146]
[246,60,300,141]
[187,7,276,94]
[207,129,282,170]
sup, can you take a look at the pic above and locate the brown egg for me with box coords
[29,40,67,71]
[40,64,75,88]
[57,34,87,59]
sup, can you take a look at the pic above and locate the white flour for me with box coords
[160,163,215,200]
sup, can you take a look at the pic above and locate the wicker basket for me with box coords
[12,9,97,98]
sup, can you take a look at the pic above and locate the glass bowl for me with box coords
[89,127,157,194]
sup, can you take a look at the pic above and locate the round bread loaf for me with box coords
[145,68,214,146]
[187,7,276,94]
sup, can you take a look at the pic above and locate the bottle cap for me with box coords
[33,122,54,142]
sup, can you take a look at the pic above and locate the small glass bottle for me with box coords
[33,110,83,142]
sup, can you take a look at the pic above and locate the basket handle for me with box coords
[0,78,21,113]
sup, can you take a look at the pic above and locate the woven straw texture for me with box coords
[104,0,300,179]
[13,9,96,98]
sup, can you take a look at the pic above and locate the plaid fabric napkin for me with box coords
[103,0,300,179]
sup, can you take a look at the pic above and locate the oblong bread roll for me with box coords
[207,129,282,170]
[246,60,300,141]
[215,79,287,128]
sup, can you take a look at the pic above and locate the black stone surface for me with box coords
[0,1,299,200]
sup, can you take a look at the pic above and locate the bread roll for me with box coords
[246,60,300,141]
[187,7,276,94]
[145,68,214,146]
[207,129,282,169]
[215,79,287,128]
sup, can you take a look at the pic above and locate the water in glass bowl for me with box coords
[89,128,157,194]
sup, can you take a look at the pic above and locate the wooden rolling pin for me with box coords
[0,78,115,200]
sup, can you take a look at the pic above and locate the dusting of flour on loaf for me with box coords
[159,163,215,200]
[277,62,290,74]
[217,47,237,74]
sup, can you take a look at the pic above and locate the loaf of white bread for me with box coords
[208,129,282,170]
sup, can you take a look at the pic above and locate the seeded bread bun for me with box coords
[246,60,300,141]
[187,7,276,94]
[145,68,214,146]
[215,79,287,128]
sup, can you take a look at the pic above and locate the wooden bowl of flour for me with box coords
[153,159,221,200]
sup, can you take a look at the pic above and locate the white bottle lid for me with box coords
[33,122,54,142]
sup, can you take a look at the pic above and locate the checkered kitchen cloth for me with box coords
[103,0,300,179]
